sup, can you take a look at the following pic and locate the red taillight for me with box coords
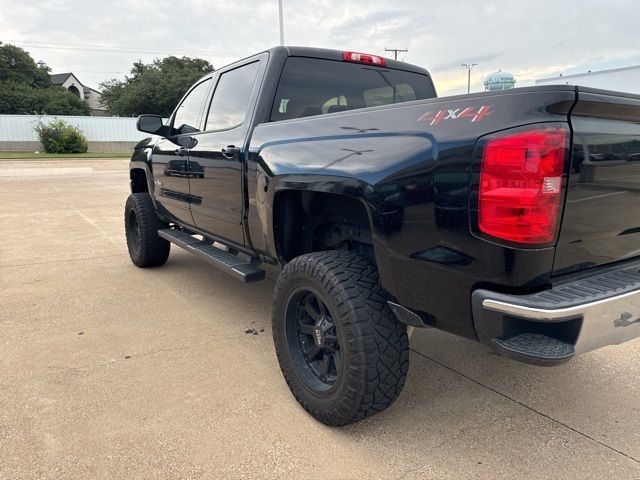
[478,127,567,244]
[343,51,386,67]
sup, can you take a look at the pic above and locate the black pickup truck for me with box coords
[126,46,640,426]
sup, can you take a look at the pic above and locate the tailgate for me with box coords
[554,88,640,275]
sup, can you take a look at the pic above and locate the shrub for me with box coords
[34,120,89,154]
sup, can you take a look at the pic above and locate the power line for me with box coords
[3,39,250,57]
[0,67,126,74]
[385,48,408,60]
[5,38,249,54]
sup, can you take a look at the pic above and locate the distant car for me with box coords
[125,46,640,426]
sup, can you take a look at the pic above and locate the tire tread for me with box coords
[272,251,409,426]
[125,192,170,267]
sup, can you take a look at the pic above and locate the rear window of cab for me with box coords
[270,57,436,122]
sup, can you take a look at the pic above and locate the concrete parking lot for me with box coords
[1,158,638,479]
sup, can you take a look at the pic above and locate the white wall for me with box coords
[0,114,155,152]
[535,65,640,95]
[0,114,148,142]
[84,89,103,111]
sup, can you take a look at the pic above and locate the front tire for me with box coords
[125,193,170,267]
[272,251,409,426]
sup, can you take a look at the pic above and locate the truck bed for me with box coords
[248,85,576,338]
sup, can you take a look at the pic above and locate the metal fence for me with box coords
[0,114,149,152]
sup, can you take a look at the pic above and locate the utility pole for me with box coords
[461,63,478,94]
[385,48,408,60]
[278,0,285,46]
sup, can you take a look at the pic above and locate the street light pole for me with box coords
[278,0,285,46]
[461,63,478,94]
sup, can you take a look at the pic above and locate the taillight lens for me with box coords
[478,127,567,244]
[343,51,386,67]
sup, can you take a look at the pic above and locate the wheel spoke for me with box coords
[306,344,322,361]
[314,294,327,317]
[324,334,338,344]
[331,352,341,373]
[303,302,321,322]
[319,354,330,381]
[298,320,315,335]
[320,319,335,333]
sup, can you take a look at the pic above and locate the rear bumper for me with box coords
[472,261,640,365]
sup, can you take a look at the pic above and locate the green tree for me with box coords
[100,56,214,116]
[0,81,90,115]
[0,81,37,113]
[0,42,50,87]
[0,43,91,115]
[37,86,91,115]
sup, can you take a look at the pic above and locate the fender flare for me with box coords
[262,174,380,264]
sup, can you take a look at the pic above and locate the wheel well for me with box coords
[130,168,148,193]
[274,190,373,263]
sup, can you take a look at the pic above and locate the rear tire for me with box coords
[125,193,170,267]
[272,251,409,426]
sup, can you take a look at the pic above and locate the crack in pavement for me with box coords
[410,347,639,464]
[71,207,121,246]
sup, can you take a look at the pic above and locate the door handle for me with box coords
[222,145,241,158]
[175,147,188,157]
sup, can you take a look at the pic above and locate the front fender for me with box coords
[129,136,157,197]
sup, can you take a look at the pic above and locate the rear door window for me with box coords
[205,61,260,131]
[270,57,435,121]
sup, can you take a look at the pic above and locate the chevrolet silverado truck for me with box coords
[126,46,640,426]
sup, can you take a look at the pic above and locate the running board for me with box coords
[158,229,265,283]
[492,333,575,366]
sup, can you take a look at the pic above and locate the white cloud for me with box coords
[1,0,638,94]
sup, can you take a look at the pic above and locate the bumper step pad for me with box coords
[158,229,265,283]
[492,334,575,366]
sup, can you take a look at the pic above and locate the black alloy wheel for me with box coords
[127,209,142,256]
[285,287,341,392]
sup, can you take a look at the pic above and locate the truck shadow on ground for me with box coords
[133,251,640,475]
[158,250,633,444]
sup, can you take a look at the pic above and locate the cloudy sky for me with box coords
[1,0,638,96]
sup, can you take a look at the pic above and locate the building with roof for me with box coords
[49,73,108,116]
[535,65,640,95]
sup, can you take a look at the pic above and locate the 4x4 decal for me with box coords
[418,105,493,126]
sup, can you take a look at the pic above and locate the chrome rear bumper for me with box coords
[472,262,640,364]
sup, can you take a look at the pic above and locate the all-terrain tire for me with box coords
[124,193,170,267]
[272,251,409,426]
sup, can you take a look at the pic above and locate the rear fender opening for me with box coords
[273,190,373,264]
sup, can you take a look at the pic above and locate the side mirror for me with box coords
[174,135,198,149]
[137,115,164,135]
